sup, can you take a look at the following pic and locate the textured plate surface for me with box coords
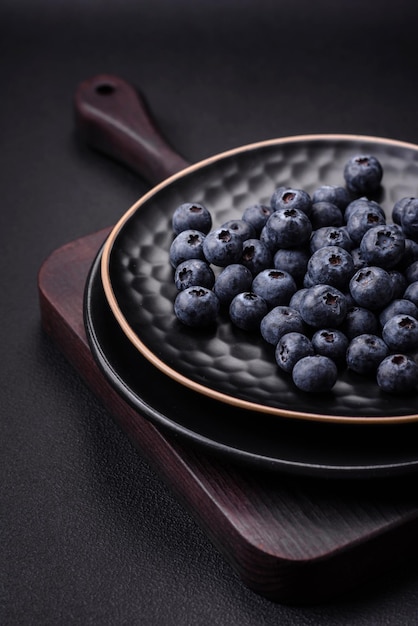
[86,248,418,477]
[101,135,418,423]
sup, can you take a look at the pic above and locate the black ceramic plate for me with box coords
[85,247,418,478]
[101,134,418,424]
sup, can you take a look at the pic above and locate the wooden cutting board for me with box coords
[38,226,418,605]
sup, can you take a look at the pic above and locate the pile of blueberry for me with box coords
[169,154,418,394]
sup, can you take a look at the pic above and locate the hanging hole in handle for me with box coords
[95,83,116,96]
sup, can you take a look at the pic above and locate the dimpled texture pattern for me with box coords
[109,136,418,419]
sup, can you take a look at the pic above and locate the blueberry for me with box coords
[346,334,389,375]
[343,154,383,196]
[342,306,379,339]
[382,314,418,353]
[260,305,305,345]
[377,354,418,394]
[275,332,314,373]
[270,187,312,216]
[289,288,308,312]
[392,197,414,225]
[229,292,268,331]
[309,201,343,229]
[387,270,407,300]
[269,186,287,207]
[202,227,243,266]
[309,226,353,254]
[350,247,367,271]
[404,281,418,307]
[169,229,207,268]
[311,328,349,365]
[273,247,310,284]
[220,219,256,242]
[400,197,418,241]
[344,197,385,223]
[379,299,418,327]
[359,224,405,269]
[252,268,297,308]
[405,260,418,284]
[307,245,355,289]
[346,204,386,246]
[174,286,220,327]
[174,258,215,291]
[260,207,312,251]
[213,264,253,306]
[172,202,212,235]
[302,272,316,288]
[292,355,338,393]
[242,204,274,235]
[312,185,351,211]
[239,238,272,275]
[398,239,418,269]
[349,266,394,310]
[299,283,347,328]
[342,290,357,309]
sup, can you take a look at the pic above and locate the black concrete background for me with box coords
[2,1,418,623]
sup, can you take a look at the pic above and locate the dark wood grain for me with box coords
[74,74,189,184]
[38,229,418,604]
[64,75,418,603]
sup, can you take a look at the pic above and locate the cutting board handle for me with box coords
[74,74,190,185]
